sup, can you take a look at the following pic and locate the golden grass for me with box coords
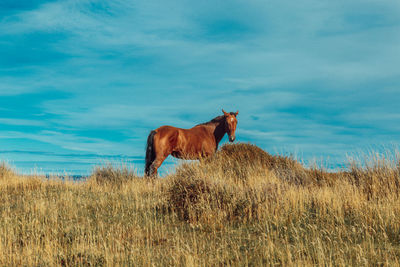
[0,143,399,266]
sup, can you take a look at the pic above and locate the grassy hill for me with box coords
[0,144,399,266]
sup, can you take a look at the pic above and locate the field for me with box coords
[0,143,399,266]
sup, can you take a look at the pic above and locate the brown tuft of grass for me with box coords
[216,143,302,170]
[177,143,339,186]
[89,164,139,186]
[0,162,15,180]
[163,144,286,224]
[164,172,274,225]
[346,158,400,200]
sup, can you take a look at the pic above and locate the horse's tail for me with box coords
[145,130,157,176]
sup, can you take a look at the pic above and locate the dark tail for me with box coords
[145,130,157,176]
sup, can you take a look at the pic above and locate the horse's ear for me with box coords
[222,109,229,116]
[234,110,239,116]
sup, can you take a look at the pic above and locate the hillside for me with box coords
[0,144,399,266]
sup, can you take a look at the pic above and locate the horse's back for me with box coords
[155,125,180,134]
[155,126,179,153]
[154,125,180,143]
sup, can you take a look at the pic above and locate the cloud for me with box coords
[1,129,132,153]
[0,118,46,126]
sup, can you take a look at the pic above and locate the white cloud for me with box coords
[0,118,46,126]
[0,130,139,155]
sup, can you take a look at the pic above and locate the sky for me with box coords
[1,0,400,175]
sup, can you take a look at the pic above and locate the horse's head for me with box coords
[222,109,238,142]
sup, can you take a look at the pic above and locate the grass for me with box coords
[0,143,399,266]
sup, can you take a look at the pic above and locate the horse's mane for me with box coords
[196,115,225,126]
[196,112,237,126]
[197,112,235,126]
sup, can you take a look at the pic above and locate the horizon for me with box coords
[1,0,400,176]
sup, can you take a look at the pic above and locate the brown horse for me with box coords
[145,109,239,176]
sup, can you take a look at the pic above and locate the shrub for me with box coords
[180,143,335,186]
[89,164,138,186]
[165,173,274,225]
[346,160,400,200]
[163,144,287,224]
[0,162,15,180]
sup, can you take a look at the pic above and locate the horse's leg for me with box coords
[149,133,174,176]
[149,154,168,176]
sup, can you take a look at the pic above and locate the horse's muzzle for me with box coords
[229,136,235,142]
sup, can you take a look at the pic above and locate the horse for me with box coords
[145,109,239,176]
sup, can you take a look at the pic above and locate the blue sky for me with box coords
[1,0,400,175]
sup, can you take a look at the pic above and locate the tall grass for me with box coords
[0,144,399,266]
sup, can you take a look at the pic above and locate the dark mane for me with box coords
[196,115,225,126]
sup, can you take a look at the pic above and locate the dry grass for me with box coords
[90,164,139,187]
[0,143,399,266]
